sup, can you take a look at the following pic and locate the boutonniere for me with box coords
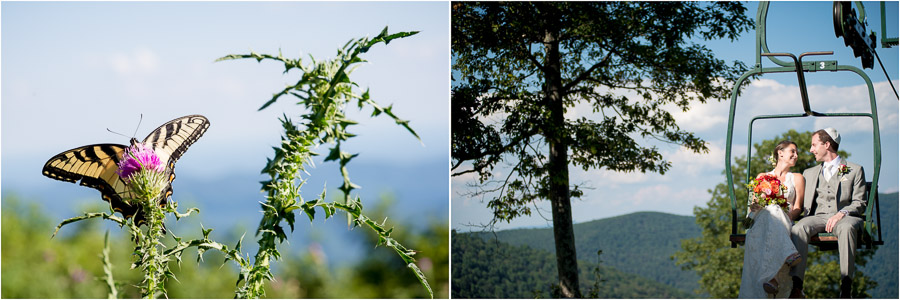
[838,164,850,176]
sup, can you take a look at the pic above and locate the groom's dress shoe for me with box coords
[789,276,805,299]
[840,276,852,298]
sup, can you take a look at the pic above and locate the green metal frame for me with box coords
[726,2,883,248]
[881,2,899,47]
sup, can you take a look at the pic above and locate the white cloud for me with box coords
[809,80,899,134]
[567,77,897,140]
[730,143,750,163]
[574,168,650,188]
[749,78,784,90]
[740,79,804,117]
[666,142,726,176]
[109,47,160,75]
[733,78,898,135]
[627,184,710,212]
[567,100,597,119]
[667,101,729,132]
[565,78,734,133]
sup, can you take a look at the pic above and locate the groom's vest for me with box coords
[813,170,840,215]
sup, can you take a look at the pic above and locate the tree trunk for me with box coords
[543,19,581,298]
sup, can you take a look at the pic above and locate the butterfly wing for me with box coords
[141,114,210,201]
[42,114,210,225]
[42,144,141,219]
[142,115,210,167]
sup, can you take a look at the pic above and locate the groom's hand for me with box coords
[825,213,845,233]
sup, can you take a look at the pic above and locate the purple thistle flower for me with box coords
[117,143,165,181]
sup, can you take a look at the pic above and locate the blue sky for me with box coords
[2,2,449,172]
[2,1,897,246]
[2,1,449,263]
[451,1,899,231]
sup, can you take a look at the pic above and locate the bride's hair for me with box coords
[773,140,797,163]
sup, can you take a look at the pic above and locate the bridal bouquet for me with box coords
[747,174,789,209]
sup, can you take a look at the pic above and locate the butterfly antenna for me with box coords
[133,114,143,139]
[106,128,129,138]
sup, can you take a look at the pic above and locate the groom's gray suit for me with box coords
[790,158,866,279]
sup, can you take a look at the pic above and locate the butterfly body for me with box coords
[42,115,210,225]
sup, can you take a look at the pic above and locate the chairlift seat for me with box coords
[729,182,883,250]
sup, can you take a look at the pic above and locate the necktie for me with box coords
[825,164,835,180]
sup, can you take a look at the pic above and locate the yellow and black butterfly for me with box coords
[42,115,210,225]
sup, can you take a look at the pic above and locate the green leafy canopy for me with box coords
[452,1,754,225]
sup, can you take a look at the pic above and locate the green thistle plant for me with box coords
[219,26,433,298]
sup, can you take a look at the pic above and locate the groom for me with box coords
[789,128,866,298]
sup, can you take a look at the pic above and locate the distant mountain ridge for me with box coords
[452,230,692,298]
[860,192,898,298]
[474,211,702,294]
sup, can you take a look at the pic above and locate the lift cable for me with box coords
[873,48,899,100]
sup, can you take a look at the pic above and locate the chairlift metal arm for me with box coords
[881,2,900,47]
[760,52,834,116]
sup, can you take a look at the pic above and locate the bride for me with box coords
[739,141,806,298]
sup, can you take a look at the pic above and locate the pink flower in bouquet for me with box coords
[747,174,788,209]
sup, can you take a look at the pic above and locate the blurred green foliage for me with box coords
[1,194,448,298]
[264,195,449,299]
[2,195,140,298]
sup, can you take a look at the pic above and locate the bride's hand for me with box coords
[748,194,761,212]
[749,202,762,212]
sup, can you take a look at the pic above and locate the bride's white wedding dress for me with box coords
[738,171,799,298]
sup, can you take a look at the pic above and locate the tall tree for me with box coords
[673,129,876,298]
[452,2,753,297]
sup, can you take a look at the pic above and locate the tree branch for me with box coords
[563,51,612,93]
[451,128,538,174]
[451,168,478,177]
[522,38,544,71]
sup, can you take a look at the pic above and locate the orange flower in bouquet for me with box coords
[747,174,789,209]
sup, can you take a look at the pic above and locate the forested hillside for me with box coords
[458,197,896,298]
[860,192,898,298]
[477,211,701,293]
[451,231,692,298]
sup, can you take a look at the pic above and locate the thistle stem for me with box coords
[102,231,118,299]
[140,196,167,299]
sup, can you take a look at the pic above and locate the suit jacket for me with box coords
[801,158,867,217]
